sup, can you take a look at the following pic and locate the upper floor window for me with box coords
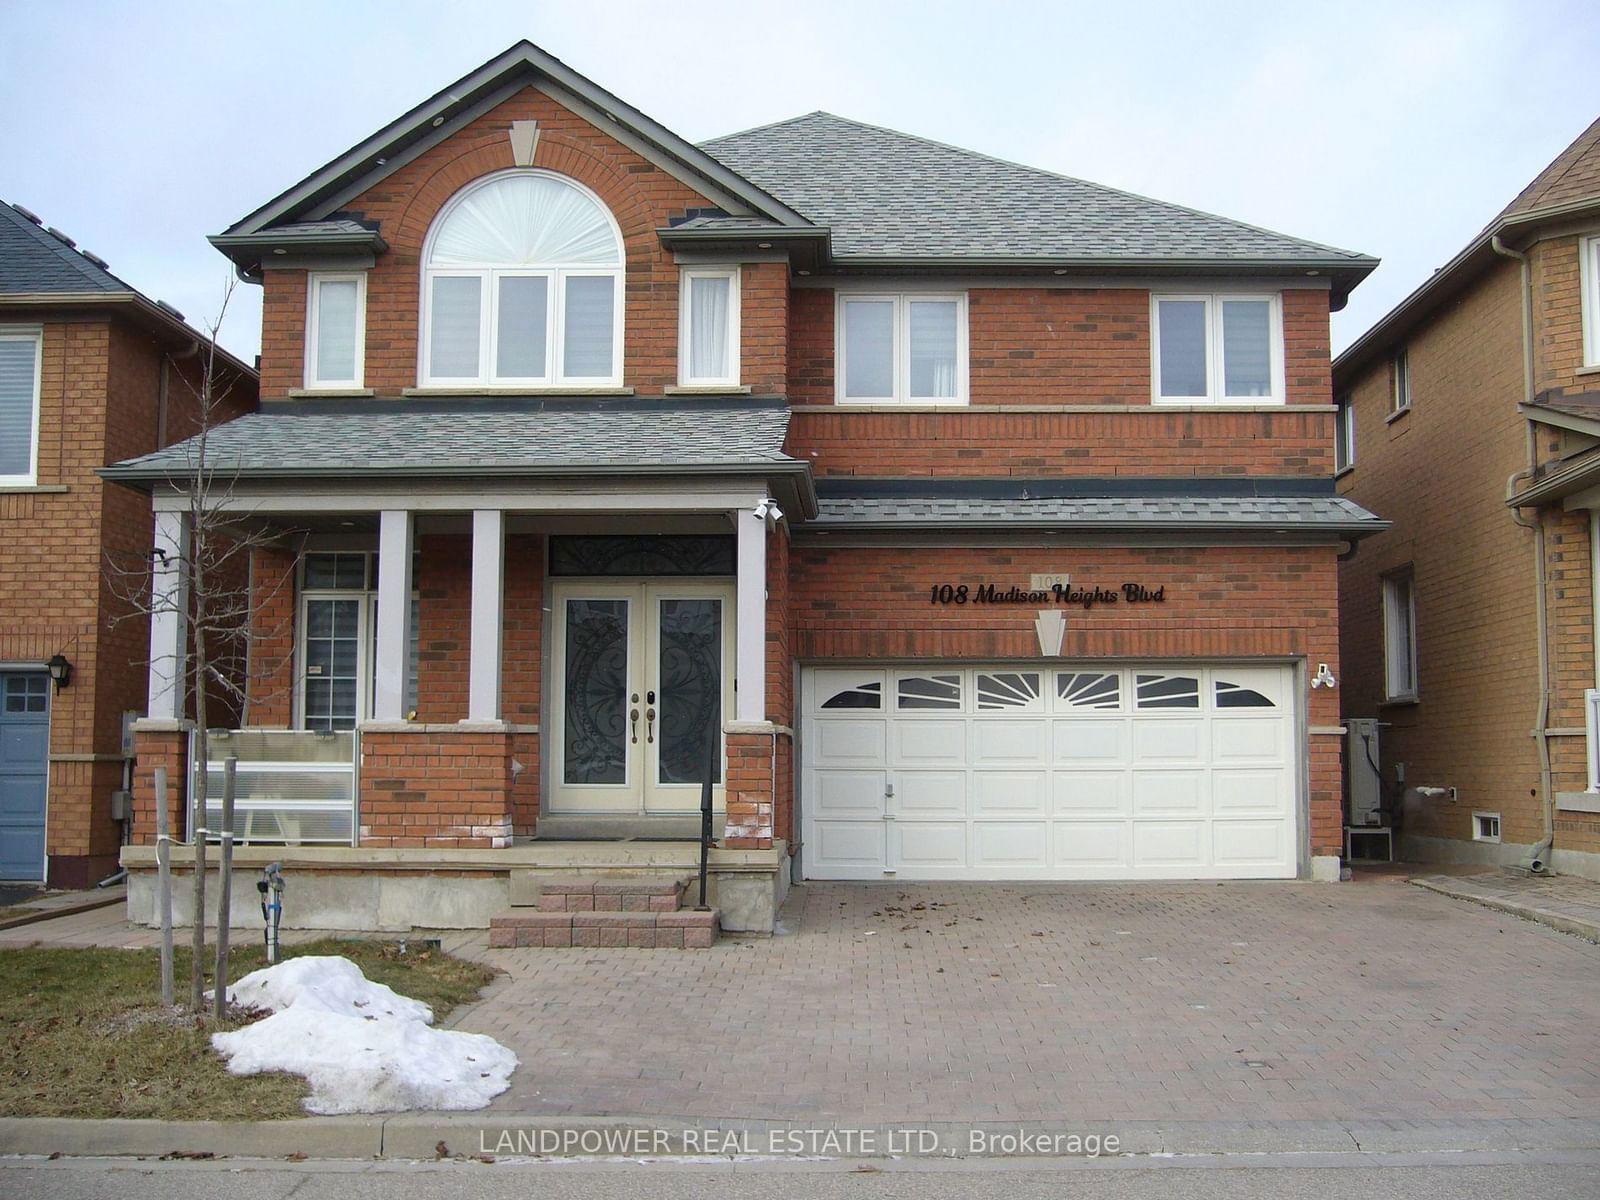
[305,272,366,390]
[837,293,967,405]
[0,327,42,487]
[421,170,624,388]
[1581,235,1600,369]
[1153,294,1282,404]
[1335,394,1355,473]
[679,267,740,387]
[1389,348,1411,417]
[1382,566,1418,703]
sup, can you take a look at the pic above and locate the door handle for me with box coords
[645,707,656,744]
[630,708,640,744]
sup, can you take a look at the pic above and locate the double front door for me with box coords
[551,581,734,813]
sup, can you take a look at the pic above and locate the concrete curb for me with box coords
[1409,877,1600,942]
[4,1115,1599,1162]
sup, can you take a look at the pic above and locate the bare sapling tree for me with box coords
[106,277,301,1017]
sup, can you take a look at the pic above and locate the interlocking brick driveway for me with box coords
[447,876,1600,1123]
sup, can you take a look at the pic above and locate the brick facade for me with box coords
[144,67,1353,886]
[1338,225,1600,867]
[0,310,255,885]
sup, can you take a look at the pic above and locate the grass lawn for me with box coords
[0,938,496,1120]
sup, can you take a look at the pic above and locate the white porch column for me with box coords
[373,509,413,722]
[146,509,190,720]
[467,509,505,723]
[735,507,767,722]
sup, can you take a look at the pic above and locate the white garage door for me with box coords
[801,664,1299,881]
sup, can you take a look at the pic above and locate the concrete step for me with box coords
[489,908,719,949]
[536,877,690,913]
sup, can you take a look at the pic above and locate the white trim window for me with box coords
[1382,566,1419,702]
[836,292,967,405]
[296,552,418,731]
[1335,394,1356,473]
[1390,348,1411,416]
[1152,293,1283,404]
[0,326,42,486]
[1581,235,1600,369]
[1586,688,1600,792]
[678,267,741,387]
[304,272,366,390]
[420,169,624,388]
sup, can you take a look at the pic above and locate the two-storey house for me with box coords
[1336,116,1600,880]
[0,200,256,887]
[109,42,1383,933]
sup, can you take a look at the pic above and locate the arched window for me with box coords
[421,170,624,387]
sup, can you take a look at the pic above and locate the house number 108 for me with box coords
[930,584,970,604]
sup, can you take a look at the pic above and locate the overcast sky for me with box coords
[3,1,1596,363]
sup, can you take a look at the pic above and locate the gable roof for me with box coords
[214,41,813,266]
[701,112,1375,300]
[1,200,257,378]
[1337,113,1600,384]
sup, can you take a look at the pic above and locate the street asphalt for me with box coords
[4,1151,1600,1199]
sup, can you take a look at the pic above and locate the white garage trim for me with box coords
[800,663,1300,882]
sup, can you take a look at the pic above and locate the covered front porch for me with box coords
[105,397,809,930]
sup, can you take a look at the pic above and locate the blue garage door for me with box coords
[0,672,49,882]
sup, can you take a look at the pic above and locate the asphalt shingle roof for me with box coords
[102,399,797,483]
[812,494,1386,533]
[0,201,131,294]
[702,113,1371,266]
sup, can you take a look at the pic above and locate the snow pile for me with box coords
[210,955,517,1114]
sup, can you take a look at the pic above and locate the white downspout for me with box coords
[1493,233,1555,871]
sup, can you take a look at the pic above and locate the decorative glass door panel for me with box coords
[561,598,631,787]
[646,594,728,811]
[550,582,733,814]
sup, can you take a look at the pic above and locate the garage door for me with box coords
[0,672,50,883]
[801,664,1298,881]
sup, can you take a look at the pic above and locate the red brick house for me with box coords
[109,42,1382,931]
[1336,116,1600,880]
[0,200,256,887]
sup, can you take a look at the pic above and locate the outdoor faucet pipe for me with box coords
[1493,234,1555,871]
[257,863,285,964]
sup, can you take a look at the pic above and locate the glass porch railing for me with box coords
[191,729,358,846]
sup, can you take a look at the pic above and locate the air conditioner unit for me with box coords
[1346,718,1383,827]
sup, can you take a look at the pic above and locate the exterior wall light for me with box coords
[47,653,73,693]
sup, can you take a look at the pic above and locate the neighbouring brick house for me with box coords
[1336,116,1600,880]
[108,42,1383,933]
[0,200,256,887]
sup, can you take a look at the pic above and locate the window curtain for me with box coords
[688,275,730,380]
[428,276,482,378]
[844,300,894,398]
[1221,300,1271,397]
[0,337,37,477]
[563,276,615,378]
[429,174,620,267]
[495,275,550,378]
[908,301,957,398]
[314,279,358,383]
[1157,300,1208,396]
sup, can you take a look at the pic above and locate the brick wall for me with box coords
[0,311,255,884]
[130,726,189,846]
[791,541,1344,856]
[359,728,518,848]
[787,407,1333,478]
[258,85,792,400]
[1337,257,1543,847]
